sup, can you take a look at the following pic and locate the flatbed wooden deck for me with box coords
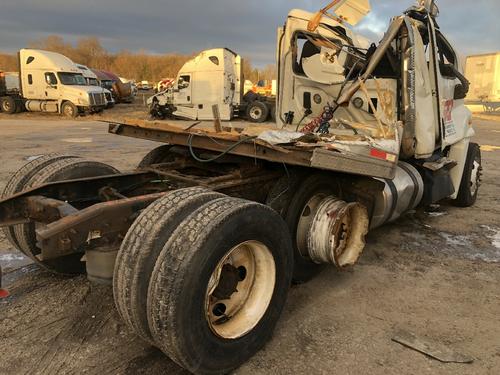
[107,118,399,179]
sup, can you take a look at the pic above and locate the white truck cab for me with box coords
[149,48,243,121]
[3,49,107,116]
[77,64,115,109]
[148,48,276,122]
[277,0,476,206]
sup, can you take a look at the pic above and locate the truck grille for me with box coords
[89,92,105,106]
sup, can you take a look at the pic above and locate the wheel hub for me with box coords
[212,264,243,300]
[250,107,262,119]
[205,241,276,339]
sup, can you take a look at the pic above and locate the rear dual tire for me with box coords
[114,189,293,374]
[3,155,119,275]
[267,173,340,283]
[1,97,17,114]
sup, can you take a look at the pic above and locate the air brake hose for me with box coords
[188,133,257,163]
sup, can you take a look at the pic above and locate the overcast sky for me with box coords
[0,0,498,66]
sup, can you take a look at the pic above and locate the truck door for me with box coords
[173,74,197,119]
[44,72,59,100]
[428,19,469,147]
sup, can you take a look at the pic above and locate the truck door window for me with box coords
[45,72,58,86]
[209,56,220,66]
[436,32,457,79]
[178,75,190,89]
[292,32,364,81]
[293,35,321,76]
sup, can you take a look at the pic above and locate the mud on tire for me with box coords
[113,187,225,342]
[147,197,293,374]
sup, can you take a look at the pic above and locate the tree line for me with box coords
[0,35,276,84]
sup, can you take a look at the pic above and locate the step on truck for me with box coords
[148,48,276,123]
[0,49,107,117]
[0,1,483,374]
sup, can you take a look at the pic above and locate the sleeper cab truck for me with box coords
[0,49,106,117]
[148,48,275,123]
[77,64,115,109]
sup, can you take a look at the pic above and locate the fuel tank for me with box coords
[370,162,424,229]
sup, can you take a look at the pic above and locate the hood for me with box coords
[62,85,105,96]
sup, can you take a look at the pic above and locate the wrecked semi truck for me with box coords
[0,1,482,374]
[0,49,107,117]
[148,48,276,123]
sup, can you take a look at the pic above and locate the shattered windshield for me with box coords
[57,73,87,86]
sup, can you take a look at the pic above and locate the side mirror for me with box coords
[454,84,467,100]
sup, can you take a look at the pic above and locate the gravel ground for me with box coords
[0,109,499,375]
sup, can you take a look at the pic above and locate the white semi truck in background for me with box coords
[148,48,276,123]
[77,64,115,108]
[0,49,106,117]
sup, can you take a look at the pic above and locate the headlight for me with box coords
[78,97,89,105]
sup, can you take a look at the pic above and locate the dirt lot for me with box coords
[0,106,499,375]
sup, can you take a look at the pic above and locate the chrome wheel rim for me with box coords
[205,240,276,339]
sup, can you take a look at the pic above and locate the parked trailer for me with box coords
[465,52,500,111]
[0,1,483,374]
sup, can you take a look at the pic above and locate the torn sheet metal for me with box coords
[257,130,304,145]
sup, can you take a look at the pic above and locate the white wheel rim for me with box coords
[250,107,262,120]
[296,193,327,258]
[64,105,74,117]
[205,240,276,339]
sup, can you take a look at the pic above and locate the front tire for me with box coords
[454,142,482,207]
[61,101,78,118]
[147,197,293,374]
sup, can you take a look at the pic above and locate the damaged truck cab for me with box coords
[277,0,476,207]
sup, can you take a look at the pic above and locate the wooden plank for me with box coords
[108,121,398,179]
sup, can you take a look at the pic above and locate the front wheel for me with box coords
[61,101,78,118]
[454,142,482,207]
[147,198,293,374]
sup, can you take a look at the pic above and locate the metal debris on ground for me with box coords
[392,330,474,364]
[0,265,10,299]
